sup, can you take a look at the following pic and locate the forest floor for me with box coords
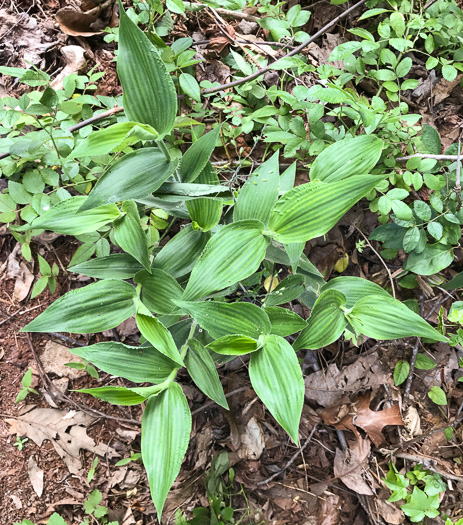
[2,0,463,524]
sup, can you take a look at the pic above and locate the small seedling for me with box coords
[15,368,39,403]
[13,436,28,451]
[384,463,447,522]
[65,359,99,379]
[87,457,98,483]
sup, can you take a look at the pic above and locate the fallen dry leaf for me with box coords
[354,393,404,447]
[7,409,117,473]
[239,416,265,460]
[323,392,403,447]
[28,456,44,497]
[4,244,34,301]
[376,498,404,524]
[56,8,103,36]
[333,437,374,495]
[305,353,389,407]
[403,406,421,437]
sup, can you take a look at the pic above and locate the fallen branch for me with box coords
[402,338,420,409]
[257,424,318,486]
[202,0,369,95]
[396,153,463,162]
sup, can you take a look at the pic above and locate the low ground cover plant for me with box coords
[2,0,463,523]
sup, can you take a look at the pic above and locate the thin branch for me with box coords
[402,338,420,409]
[201,0,369,95]
[456,141,462,210]
[257,424,318,486]
[394,452,463,482]
[396,153,462,162]
[352,223,396,298]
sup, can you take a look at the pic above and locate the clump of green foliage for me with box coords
[2,0,463,523]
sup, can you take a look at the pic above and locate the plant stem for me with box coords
[156,139,172,162]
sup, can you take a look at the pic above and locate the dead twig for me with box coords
[191,386,247,415]
[456,141,462,210]
[396,153,463,162]
[352,223,396,298]
[201,0,369,95]
[402,338,420,409]
[394,452,463,482]
[25,333,141,426]
[257,424,318,486]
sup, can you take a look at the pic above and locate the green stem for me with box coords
[156,139,172,162]
[158,320,198,392]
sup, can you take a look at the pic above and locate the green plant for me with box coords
[13,436,28,451]
[15,368,38,403]
[5,3,448,523]
[12,490,118,525]
[384,463,448,523]
[175,451,262,525]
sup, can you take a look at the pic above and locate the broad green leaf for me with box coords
[234,152,280,224]
[185,339,228,409]
[401,487,439,522]
[404,244,454,275]
[69,253,145,279]
[264,274,305,307]
[183,220,269,300]
[153,224,210,278]
[77,386,153,405]
[294,290,347,350]
[80,148,177,211]
[118,2,177,138]
[265,243,324,279]
[179,127,221,183]
[70,122,158,158]
[207,335,259,355]
[68,341,177,383]
[415,354,437,370]
[421,124,441,155]
[142,383,191,522]
[263,306,307,337]
[280,162,296,193]
[22,280,136,333]
[16,196,120,235]
[358,8,389,20]
[179,72,201,102]
[186,198,222,232]
[249,335,304,444]
[268,175,385,243]
[393,360,409,386]
[310,135,384,182]
[428,386,447,405]
[186,161,222,231]
[443,271,463,290]
[347,296,447,342]
[136,313,184,366]
[320,276,391,308]
[284,242,305,273]
[135,269,184,315]
[328,41,363,61]
[175,300,271,339]
[114,201,150,271]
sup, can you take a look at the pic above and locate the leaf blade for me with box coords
[142,384,191,521]
[268,175,385,243]
[22,280,137,333]
[249,335,304,444]
[118,2,177,138]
